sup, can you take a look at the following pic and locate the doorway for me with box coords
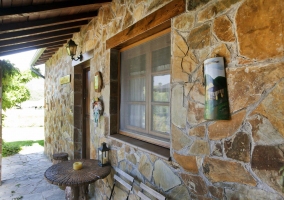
[83,67,90,159]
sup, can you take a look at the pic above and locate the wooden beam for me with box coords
[0,42,65,57]
[0,38,68,54]
[106,0,185,49]
[0,20,87,38]
[0,0,111,20]
[0,28,80,46]
[0,12,95,33]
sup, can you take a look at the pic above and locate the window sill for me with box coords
[109,134,171,161]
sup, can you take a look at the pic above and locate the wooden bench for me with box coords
[109,168,134,200]
[137,182,166,200]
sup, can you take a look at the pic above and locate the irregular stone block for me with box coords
[213,15,235,42]
[171,85,187,128]
[208,110,246,140]
[168,185,190,200]
[189,82,205,104]
[251,145,284,171]
[187,101,205,126]
[122,9,134,29]
[126,154,137,165]
[138,155,153,181]
[212,142,223,157]
[248,115,284,145]
[188,126,205,138]
[236,0,284,60]
[188,0,210,11]
[153,160,181,191]
[180,173,208,195]
[225,132,250,163]
[173,12,195,31]
[208,186,223,199]
[210,43,231,64]
[173,153,198,174]
[225,184,283,200]
[147,0,171,14]
[187,24,211,49]
[172,124,192,151]
[227,63,284,113]
[173,30,188,57]
[188,140,210,156]
[252,79,284,138]
[203,157,256,186]
[133,3,144,22]
[197,0,242,22]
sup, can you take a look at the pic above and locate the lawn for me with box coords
[2,140,44,157]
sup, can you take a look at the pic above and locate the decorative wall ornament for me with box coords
[93,98,103,127]
[94,71,103,93]
[204,57,230,120]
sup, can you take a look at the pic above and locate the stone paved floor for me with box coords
[0,144,65,200]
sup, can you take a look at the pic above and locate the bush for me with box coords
[2,140,44,157]
[2,141,21,157]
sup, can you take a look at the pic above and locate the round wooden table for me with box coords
[44,159,111,200]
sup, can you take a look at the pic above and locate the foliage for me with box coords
[0,59,40,110]
[279,166,284,192]
[2,140,44,157]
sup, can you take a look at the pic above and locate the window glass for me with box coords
[120,32,171,142]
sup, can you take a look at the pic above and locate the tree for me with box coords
[0,59,40,110]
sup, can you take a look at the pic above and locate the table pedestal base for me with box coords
[65,185,89,200]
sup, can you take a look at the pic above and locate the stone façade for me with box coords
[44,0,284,199]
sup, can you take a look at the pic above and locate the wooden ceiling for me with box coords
[0,0,111,66]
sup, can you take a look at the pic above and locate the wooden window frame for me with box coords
[119,30,171,148]
[107,0,185,152]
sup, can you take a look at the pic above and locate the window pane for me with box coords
[152,75,170,102]
[152,105,170,134]
[129,104,145,129]
[130,77,145,101]
[129,54,146,76]
[152,46,171,72]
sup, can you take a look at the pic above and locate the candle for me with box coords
[73,162,83,170]
[103,157,108,164]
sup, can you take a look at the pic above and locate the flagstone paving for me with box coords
[0,144,65,200]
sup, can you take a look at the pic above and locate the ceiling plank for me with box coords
[0,0,111,19]
[0,28,79,46]
[0,36,69,53]
[0,12,96,33]
[0,21,86,40]
[0,41,65,56]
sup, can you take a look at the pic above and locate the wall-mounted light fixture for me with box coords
[66,39,83,61]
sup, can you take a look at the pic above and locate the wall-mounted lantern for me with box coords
[98,142,110,167]
[66,39,83,61]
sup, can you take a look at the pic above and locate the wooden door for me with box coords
[83,67,90,159]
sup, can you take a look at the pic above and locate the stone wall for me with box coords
[44,0,284,199]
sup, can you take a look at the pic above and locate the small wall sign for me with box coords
[60,75,71,85]
[94,71,102,92]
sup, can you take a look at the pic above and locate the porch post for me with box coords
[0,66,2,186]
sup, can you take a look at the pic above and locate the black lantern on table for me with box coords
[98,142,110,167]
[66,39,83,61]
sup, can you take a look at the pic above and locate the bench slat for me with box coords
[114,175,132,191]
[140,183,165,200]
[116,168,134,182]
[137,191,151,200]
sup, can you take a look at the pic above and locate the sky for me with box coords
[0,49,44,72]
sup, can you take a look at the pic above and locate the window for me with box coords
[120,32,171,147]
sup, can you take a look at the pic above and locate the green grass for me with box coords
[2,140,44,157]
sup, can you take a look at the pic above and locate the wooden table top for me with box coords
[44,159,111,186]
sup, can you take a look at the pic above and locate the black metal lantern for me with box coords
[66,39,83,61]
[98,142,110,167]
